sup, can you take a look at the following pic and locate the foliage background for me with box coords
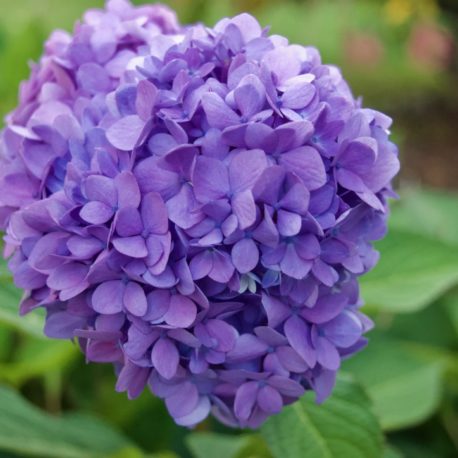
[0,0,457,457]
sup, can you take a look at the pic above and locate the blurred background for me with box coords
[0,1,456,457]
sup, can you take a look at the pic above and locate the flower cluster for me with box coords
[0,0,399,428]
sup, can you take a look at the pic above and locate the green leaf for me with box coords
[187,433,249,458]
[386,300,457,348]
[108,447,177,458]
[0,259,46,339]
[360,229,458,312]
[0,337,78,385]
[383,446,404,458]
[343,337,445,430]
[0,385,139,458]
[187,432,275,458]
[441,292,458,336]
[261,375,383,458]
[390,187,458,246]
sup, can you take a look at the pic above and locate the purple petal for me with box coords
[295,234,321,260]
[276,346,309,373]
[262,47,301,84]
[175,396,211,427]
[279,182,310,214]
[92,280,124,315]
[232,190,256,230]
[268,375,305,398]
[113,236,148,258]
[277,210,302,237]
[284,315,316,368]
[300,292,348,324]
[44,311,87,339]
[116,207,143,237]
[135,157,180,198]
[164,294,197,328]
[234,381,258,421]
[202,92,240,129]
[152,338,180,380]
[229,149,267,193]
[84,175,117,206]
[322,311,362,348]
[279,147,326,191]
[261,294,291,328]
[253,210,279,248]
[312,259,339,287]
[252,166,285,205]
[167,185,204,230]
[67,235,104,259]
[193,157,229,203]
[106,115,146,151]
[141,192,168,234]
[116,361,150,399]
[257,385,283,414]
[254,327,287,346]
[282,83,315,109]
[337,137,377,176]
[77,62,111,94]
[115,171,141,209]
[165,381,199,418]
[206,319,238,352]
[227,334,269,362]
[232,238,259,273]
[47,262,88,291]
[136,79,157,121]
[144,289,171,322]
[234,76,265,118]
[123,281,147,317]
[189,251,213,280]
[280,244,313,280]
[209,250,235,283]
[312,369,337,404]
[315,336,340,370]
[80,201,114,225]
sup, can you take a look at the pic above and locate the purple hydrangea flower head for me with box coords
[0,0,399,428]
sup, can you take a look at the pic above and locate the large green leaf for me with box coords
[383,446,404,458]
[386,300,457,348]
[390,187,458,246]
[187,433,249,458]
[441,292,458,336]
[0,337,78,385]
[187,433,273,458]
[0,385,139,458]
[343,337,445,431]
[360,229,458,312]
[261,375,383,458]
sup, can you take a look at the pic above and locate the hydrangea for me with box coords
[0,0,399,428]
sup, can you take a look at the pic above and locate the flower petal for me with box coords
[279,146,326,191]
[152,338,180,380]
[193,157,230,203]
[92,280,124,315]
[257,385,283,414]
[106,115,146,151]
[113,236,148,258]
[231,238,259,273]
[164,294,197,328]
[80,201,114,225]
[229,149,267,193]
[202,92,240,129]
[232,190,256,230]
[284,315,316,368]
[123,281,148,317]
[234,381,258,421]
